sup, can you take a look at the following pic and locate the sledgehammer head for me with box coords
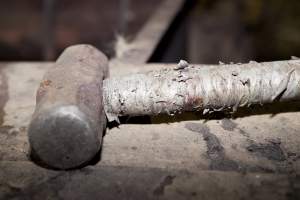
[28,45,109,169]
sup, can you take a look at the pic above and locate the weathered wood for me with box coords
[110,0,185,69]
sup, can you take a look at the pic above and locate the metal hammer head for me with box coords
[28,45,109,169]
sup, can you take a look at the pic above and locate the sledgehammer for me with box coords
[28,44,300,169]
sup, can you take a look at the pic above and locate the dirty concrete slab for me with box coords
[1,62,300,199]
[1,161,299,200]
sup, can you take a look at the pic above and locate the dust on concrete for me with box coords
[153,175,176,196]
[185,122,241,171]
[184,122,291,173]
[246,139,286,161]
[1,161,299,199]
[1,164,178,200]
[220,118,237,131]
[238,128,249,137]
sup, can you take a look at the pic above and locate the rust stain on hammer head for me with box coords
[40,79,52,87]
[36,79,52,103]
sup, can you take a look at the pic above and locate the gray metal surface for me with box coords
[28,45,109,169]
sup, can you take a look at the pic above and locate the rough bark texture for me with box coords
[104,60,300,121]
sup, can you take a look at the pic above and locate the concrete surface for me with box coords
[0,62,300,199]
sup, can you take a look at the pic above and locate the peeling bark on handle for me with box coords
[103,60,300,122]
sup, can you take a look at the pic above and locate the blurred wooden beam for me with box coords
[42,0,56,60]
[111,0,185,68]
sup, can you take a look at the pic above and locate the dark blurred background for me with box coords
[0,0,299,63]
